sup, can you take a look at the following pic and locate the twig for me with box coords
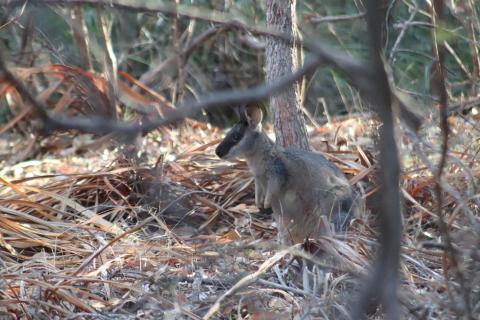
[389,0,417,63]
[444,41,472,80]
[392,21,433,29]
[5,0,372,88]
[0,47,325,136]
[430,1,473,319]
[202,248,291,319]
[448,96,480,115]
[139,26,224,86]
[95,7,118,113]
[0,0,27,30]
[49,189,209,296]
[446,0,480,95]
[0,51,51,123]
[70,5,92,70]
[173,0,185,103]
[309,12,366,24]
[257,279,308,296]
[0,24,382,138]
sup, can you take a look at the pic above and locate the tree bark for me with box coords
[265,0,310,150]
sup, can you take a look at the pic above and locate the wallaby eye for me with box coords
[232,133,242,141]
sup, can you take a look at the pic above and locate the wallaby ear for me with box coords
[244,104,263,127]
[238,105,248,122]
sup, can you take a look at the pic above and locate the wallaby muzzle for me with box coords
[215,141,229,159]
[215,122,247,159]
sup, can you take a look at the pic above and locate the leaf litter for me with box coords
[0,68,479,319]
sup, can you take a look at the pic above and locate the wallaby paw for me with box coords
[255,198,264,210]
[259,207,273,214]
[263,197,272,209]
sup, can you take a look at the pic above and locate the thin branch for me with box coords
[203,248,291,319]
[309,12,366,24]
[95,7,118,113]
[392,20,433,29]
[446,0,480,94]
[5,0,375,94]
[0,2,380,137]
[172,0,185,104]
[448,97,480,115]
[1,0,422,140]
[0,52,50,123]
[139,26,224,86]
[70,5,92,70]
[0,46,324,136]
[389,1,417,63]
[2,0,422,136]
[431,1,473,319]
[444,41,472,80]
[0,0,27,30]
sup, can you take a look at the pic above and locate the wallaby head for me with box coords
[215,105,265,160]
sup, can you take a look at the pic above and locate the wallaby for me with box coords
[215,105,358,244]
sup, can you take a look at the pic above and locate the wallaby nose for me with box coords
[215,143,227,158]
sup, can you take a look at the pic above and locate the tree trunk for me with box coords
[266,0,310,150]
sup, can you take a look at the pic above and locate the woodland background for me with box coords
[0,1,479,319]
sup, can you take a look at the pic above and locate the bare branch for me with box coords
[172,0,185,104]
[139,26,224,86]
[355,1,402,319]
[1,0,422,144]
[389,1,418,63]
[0,52,50,124]
[448,97,480,115]
[70,5,92,70]
[431,1,474,318]
[444,41,473,80]
[0,0,27,30]
[4,0,375,94]
[0,46,323,136]
[309,12,366,24]
[0,2,378,139]
[95,7,118,113]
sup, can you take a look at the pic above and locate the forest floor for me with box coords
[0,113,479,319]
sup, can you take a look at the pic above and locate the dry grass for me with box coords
[0,113,479,319]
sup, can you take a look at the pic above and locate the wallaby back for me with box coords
[216,105,358,244]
